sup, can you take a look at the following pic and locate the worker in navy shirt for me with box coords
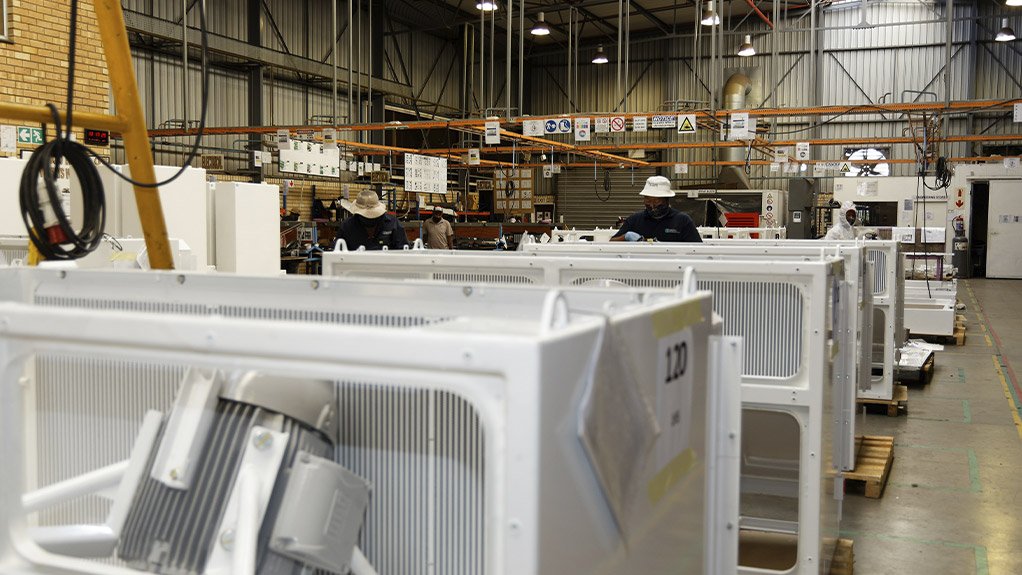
[611,175,702,242]
[338,190,409,250]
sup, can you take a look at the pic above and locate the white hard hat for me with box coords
[639,175,675,198]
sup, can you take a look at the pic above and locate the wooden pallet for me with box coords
[857,384,908,416]
[830,538,855,575]
[844,435,895,498]
[898,353,935,385]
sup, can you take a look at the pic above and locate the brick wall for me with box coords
[0,0,109,154]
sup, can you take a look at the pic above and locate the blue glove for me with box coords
[624,231,643,242]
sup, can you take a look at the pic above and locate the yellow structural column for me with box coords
[93,0,174,270]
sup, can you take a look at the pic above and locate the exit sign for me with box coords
[84,129,109,146]
[17,126,43,145]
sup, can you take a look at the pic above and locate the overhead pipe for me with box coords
[745,0,774,29]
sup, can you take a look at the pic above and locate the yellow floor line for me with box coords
[992,355,1022,442]
[985,334,993,347]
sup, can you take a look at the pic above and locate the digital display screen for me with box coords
[84,129,110,146]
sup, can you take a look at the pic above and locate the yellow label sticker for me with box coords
[651,301,703,339]
[648,448,697,505]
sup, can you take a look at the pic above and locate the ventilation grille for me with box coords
[434,272,536,285]
[34,297,448,328]
[699,280,804,379]
[337,383,486,575]
[570,275,679,290]
[34,356,184,528]
[1,246,28,264]
[867,249,888,297]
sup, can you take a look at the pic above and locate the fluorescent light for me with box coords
[737,35,756,56]
[1007,0,1022,7]
[531,12,551,36]
[996,18,1016,41]
[701,1,720,26]
[592,45,609,64]
[476,1,498,11]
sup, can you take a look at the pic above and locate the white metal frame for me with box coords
[698,239,904,401]
[547,227,787,244]
[322,249,843,575]
[903,279,957,337]
[518,241,874,473]
[0,268,740,575]
[0,235,28,266]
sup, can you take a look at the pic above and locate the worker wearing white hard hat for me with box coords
[824,200,859,240]
[611,176,702,242]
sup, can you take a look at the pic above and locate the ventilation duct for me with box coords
[719,72,753,189]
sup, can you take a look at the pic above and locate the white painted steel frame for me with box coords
[546,227,787,244]
[322,250,842,575]
[904,279,958,337]
[700,239,904,401]
[519,241,873,474]
[0,268,737,575]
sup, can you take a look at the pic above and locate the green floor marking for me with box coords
[963,399,972,424]
[958,366,967,384]
[839,529,989,575]
[968,449,981,493]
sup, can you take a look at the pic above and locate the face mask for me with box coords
[645,203,670,219]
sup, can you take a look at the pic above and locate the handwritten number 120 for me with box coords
[665,341,688,384]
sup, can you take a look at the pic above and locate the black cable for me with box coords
[19,0,210,260]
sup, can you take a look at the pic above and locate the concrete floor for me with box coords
[842,279,1022,575]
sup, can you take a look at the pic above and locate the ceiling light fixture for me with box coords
[476,1,498,12]
[1006,0,1021,7]
[737,35,756,56]
[531,12,551,35]
[701,1,720,26]
[995,18,1016,41]
[592,45,609,64]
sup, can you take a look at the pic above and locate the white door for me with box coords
[987,180,1022,279]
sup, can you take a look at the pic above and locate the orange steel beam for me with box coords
[458,125,649,167]
[146,99,1021,138]
[508,156,1004,169]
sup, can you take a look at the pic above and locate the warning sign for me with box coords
[594,117,611,133]
[633,117,648,132]
[795,142,811,162]
[651,115,677,129]
[575,117,591,141]
[676,115,697,134]
[839,161,853,173]
[610,117,626,132]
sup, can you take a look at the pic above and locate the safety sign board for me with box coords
[838,161,853,173]
[774,147,790,163]
[1015,103,1022,123]
[17,126,43,145]
[673,163,688,174]
[651,115,677,129]
[610,117,626,132]
[633,117,648,132]
[484,121,500,144]
[676,115,697,134]
[728,113,750,140]
[795,142,811,161]
[523,120,545,137]
[594,117,611,133]
[575,117,591,141]
[545,118,573,134]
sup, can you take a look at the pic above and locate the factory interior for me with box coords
[0,0,1021,573]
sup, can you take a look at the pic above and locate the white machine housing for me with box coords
[0,268,741,575]
[322,249,844,575]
